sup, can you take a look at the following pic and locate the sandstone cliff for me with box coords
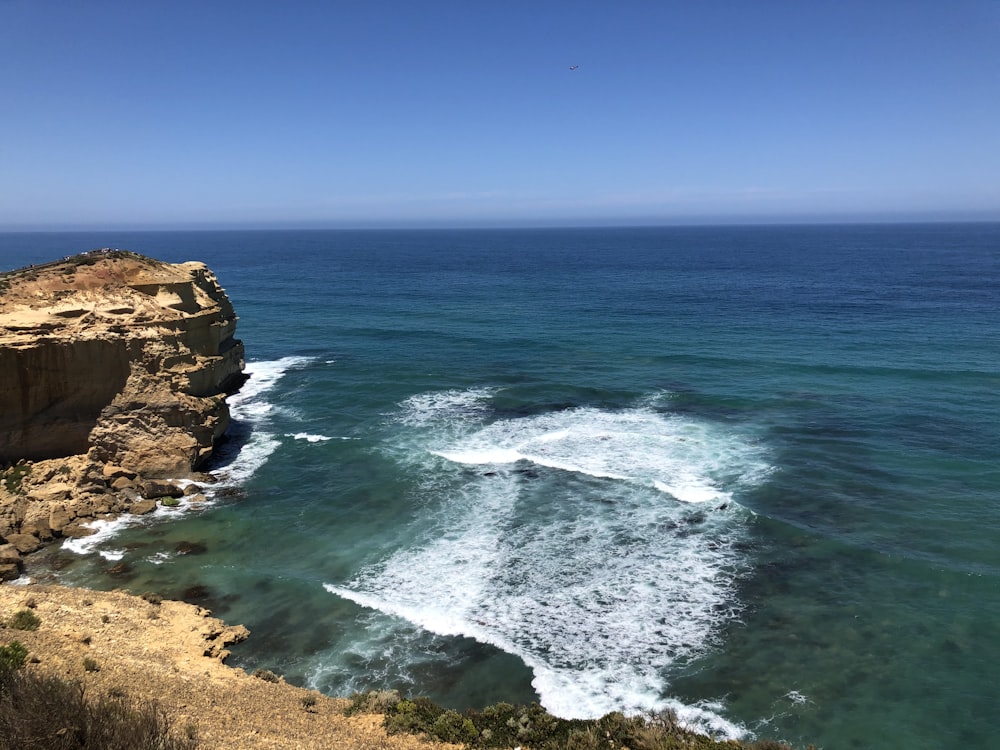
[0,249,247,578]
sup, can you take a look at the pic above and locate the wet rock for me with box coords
[182,584,212,602]
[142,479,184,499]
[105,561,133,578]
[61,521,98,538]
[129,499,157,515]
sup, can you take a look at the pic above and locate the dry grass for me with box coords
[0,668,196,750]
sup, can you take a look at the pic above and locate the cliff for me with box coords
[0,249,247,578]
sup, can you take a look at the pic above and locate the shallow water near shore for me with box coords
[4,224,1000,748]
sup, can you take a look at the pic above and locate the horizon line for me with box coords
[2,213,999,234]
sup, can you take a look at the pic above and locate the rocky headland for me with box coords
[0,249,247,579]
[0,251,456,749]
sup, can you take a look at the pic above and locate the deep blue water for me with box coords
[2,224,999,748]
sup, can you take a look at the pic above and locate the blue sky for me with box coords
[2,0,998,229]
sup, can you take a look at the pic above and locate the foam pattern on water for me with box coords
[327,388,770,738]
[208,356,314,486]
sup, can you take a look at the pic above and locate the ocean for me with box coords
[2,224,998,748]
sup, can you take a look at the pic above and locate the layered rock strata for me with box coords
[0,249,247,578]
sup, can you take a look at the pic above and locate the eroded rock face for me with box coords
[0,250,246,472]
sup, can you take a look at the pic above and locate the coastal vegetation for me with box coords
[1,464,30,496]
[0,640,27,672]
[6,608,40,631]
[348,690,804,750]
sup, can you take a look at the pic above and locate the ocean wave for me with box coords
[204,356,314,486]
[326,387,771,738]
[430,404,767,505]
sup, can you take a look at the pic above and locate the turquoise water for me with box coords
[3,225,999,747]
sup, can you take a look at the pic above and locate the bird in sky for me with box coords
[569,65,579,70]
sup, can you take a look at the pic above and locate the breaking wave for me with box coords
[325,387,771,738]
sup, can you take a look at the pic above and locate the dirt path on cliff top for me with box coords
[0,584,458,750]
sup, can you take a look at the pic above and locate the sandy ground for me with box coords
[0,583,457,750]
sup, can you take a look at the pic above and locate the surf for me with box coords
[325,387,771,738]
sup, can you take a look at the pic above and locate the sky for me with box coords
[1,0,998,229]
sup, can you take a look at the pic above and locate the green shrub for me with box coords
[2,464,31,495]
[431,709,479,744]
[0,641,28,674]
[8,609,41,631]
[83,657,100,673]
[346,689,402,715]
[384,697,443,736]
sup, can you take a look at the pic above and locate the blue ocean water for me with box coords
[2,224,999,748]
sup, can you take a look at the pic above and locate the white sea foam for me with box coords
[61,502,197,556]
[63,517,139,556]
[397,387,497,429]
[208,356,313,487]
[230,356,313,410]
[430,405,765,505]
[286,432,333,443]
[326,387,772,739]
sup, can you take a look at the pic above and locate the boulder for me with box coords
[102,464,137,481]
[48,505,74,534]
[142,479,184,499]
[111,475,135,491]
[129,499,157,515]
[61,521,98,538]
[0,543,22,566]
[4,533,41,555]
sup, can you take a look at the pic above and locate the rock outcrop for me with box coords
[0,249,247,576]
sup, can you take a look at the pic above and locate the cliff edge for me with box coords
[0,249,247,578]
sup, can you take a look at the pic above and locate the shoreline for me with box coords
[0,581,798,749]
